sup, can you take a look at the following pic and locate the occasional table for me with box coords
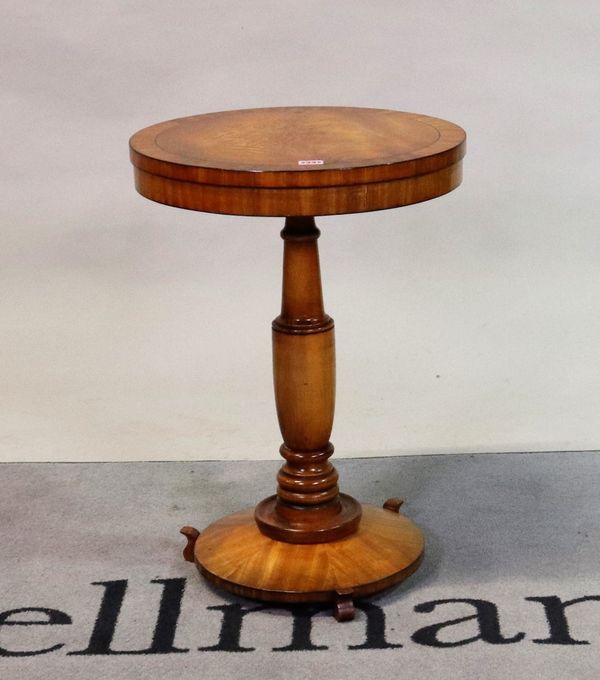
[129,107,466,620]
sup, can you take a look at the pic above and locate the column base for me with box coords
[187,502,424,613]
[254,493,362,543]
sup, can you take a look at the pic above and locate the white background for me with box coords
[2,1,599,462]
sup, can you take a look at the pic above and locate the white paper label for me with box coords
[298,160,324,165]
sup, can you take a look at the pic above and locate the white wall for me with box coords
[2,1,599,462]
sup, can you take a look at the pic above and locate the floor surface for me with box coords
[1,452,599,678]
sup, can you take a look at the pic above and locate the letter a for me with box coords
[412,598,525,648]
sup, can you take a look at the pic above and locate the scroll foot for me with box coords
[383,497,404,513]
[333,590,355,622]
[180,526,200,563]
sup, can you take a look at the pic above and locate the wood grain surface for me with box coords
[130,107,465,216]
[195,503,424,604]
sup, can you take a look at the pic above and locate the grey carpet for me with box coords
[1,452,599,679]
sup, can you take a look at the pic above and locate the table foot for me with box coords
[186,503,423,617]
[180,526,200,563]
[383,497,404,513]
[333,590,355,621]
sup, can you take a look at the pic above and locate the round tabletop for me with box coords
[130,107,465,217]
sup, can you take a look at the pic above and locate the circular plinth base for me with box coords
[194,503,424,604]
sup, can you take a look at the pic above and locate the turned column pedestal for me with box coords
[129,106,466,620]
[254,215,361,545]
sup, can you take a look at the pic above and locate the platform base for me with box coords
[188,502,424,616]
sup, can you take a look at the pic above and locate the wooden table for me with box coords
[129,107,466,620]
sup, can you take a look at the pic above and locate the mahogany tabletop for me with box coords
[130,107,465,217]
